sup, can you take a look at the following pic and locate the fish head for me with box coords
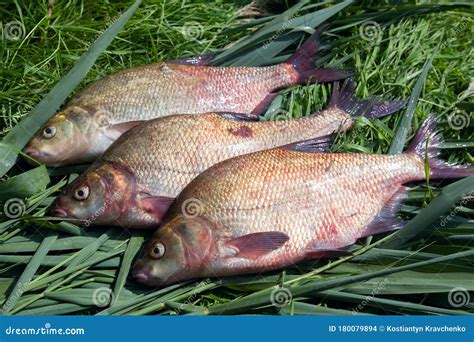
[24,106,109,166]
[132,215,215,286]
[51,161,136,225]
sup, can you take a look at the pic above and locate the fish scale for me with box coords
[53,81,407,229]
[133,118,472,287]
[102,110,351,198]
[71,63,294,122]
[169,149,425,274]
[26,30,353,166]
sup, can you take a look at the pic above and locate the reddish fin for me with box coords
[216,112,260,122]
[326,79,407,119]
[168,53,216,66]
[406,115,474,179]
[360,186,409,238]
[106,121,144,139]
[140,194,175,221]
[282,134,333,153]
[250,93,279,115]
[225,231,289,259]
[285,28,350,84]
[306,249,353,259]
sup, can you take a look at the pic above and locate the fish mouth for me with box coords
[50,207,70,218]
[132,269,149,283]
[23,147,53,160]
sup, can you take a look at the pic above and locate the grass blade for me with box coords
[0,0,142,177]
[206,249,474,314]
[111,235,144,305]
[1,234,58,312]
[382,176,474,249]
[388,49,437,154]
[0,166,49,199]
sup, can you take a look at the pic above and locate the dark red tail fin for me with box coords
[406,115,474,179]
[285,29,350,84]
[328,80,407,119]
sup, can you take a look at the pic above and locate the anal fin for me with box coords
[281,134,334,153]
[305,249,353,259]
[360,186,409,238]
[250,93,279,115]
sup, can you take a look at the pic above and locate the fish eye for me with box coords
[150,243,165,259]
[42,126,57,139]
[73,185,90,201]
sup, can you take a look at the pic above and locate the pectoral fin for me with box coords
[139,193,175,221]
[224,231,289,259]
[105,121,145,140]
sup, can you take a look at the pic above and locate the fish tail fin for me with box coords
[328,79,407,119]
[285,28,350,84]
[406,115,474,179]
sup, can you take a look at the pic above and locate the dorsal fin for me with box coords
[281,134,334,153]
[216,112,260,122]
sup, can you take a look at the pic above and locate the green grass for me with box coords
[0,0,473,315]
